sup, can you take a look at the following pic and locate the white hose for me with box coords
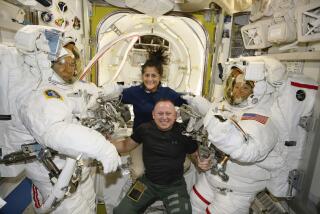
[80,33,140,80]
[34,158,76,213]
[111,36,139,82]
[158,20,192,91]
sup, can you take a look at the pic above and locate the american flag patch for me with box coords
[241,113,268,124]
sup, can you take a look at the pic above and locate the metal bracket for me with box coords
[287,169,303,198]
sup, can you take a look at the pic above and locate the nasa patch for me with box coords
[44,89,63,100]
[296,90,306,101]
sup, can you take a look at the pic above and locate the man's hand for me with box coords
[191,151,212,172]
[197,154,213,172]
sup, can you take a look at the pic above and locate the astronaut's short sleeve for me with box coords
[130,123,145,144]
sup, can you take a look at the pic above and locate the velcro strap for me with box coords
[285,141,297,147]
[0,115,11,120]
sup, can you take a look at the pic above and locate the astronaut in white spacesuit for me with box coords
[185,57,285,214]
[3,25,122,213]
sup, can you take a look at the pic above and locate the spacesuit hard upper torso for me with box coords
[6,78,106,214]
[9,79,100,151]
[203,96,279,192]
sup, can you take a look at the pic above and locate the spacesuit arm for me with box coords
[43,123,117,158]
[112,137,139,154]
[44,122,121,173]
[86,82,127,110]
[19,92,121,173]
[204,111,278,163]
[182,95,212,116]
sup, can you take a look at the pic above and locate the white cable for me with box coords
[111,36,139,82]
[158,20,191,91]
[80,33,140,80]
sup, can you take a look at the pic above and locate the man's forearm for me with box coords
[111,137,138,153]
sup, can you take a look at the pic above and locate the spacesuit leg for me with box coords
[53,166,96,214]
[206,190,255,214]
[31,177,96,214]
[184,161,198,193]
[28,162,96,214]
[79,171,96,210]
[103,155,132,212]
[190,173,214,213]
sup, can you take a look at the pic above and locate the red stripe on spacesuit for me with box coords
[291,82,318,90]
[192,185,211,205]
[32,184,41,208]
[206,207,211,214]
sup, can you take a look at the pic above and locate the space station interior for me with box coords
[0,0,320,214]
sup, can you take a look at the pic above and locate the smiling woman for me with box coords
[121,47,187,131]
[141,47,167,92]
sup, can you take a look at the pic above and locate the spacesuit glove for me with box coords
[97,142,121,174]
[102,82,127,97]
[0,197,6,209]
[87,93,100,110]
[182,95,212,116]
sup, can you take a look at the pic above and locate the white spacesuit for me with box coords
[188,57,285,214]
[267,72,318,198]
[2,25,122,213]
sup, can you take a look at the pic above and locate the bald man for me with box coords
[113,99,198,214]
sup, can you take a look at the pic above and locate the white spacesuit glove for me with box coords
[102,82,128,97]
[0,197,6,209]
[87,93,100,110]
[96,141,121,174]
[87,83,129,110]
[182,95,212,116]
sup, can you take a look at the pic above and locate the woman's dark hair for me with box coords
[141,47,168,76]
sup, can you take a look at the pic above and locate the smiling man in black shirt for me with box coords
[113,99,198,214]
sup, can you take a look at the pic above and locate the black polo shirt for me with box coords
[131,121,198,185]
